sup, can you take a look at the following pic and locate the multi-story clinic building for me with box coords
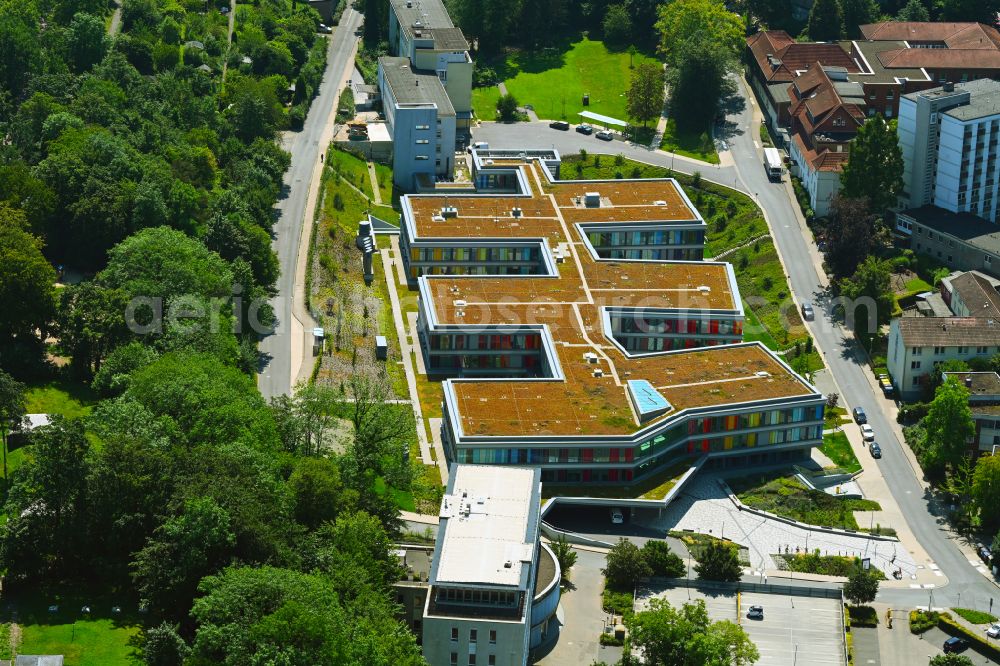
[422,465,559,666]
[899,79,1000,222]
[398,150,826,488]
[378,0,472,190]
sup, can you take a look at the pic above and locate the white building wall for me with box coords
[898,97,919,206]
[934,117,965,212]
[422,615,529,666]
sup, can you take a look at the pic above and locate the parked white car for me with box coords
[860,424,875,441]
[987,624,1000,638]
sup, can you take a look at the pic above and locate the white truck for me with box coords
[763,147,783,181]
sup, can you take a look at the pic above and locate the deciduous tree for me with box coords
[840,115,904,214]
[642,540,685,577]
[921,377,975,477]
[496,93,519,122]
[0,370,27,481]
[656,0,743,65]
[667,35,734,133]
[895,0,930,20]
[807,0,845,41]
[0,206,56,344]
[694,540,742,581]
[972,454,1000,531]
[551,535,578,581]
[626,61,665,127]
[603,537,652,588]
[823,197,880,280]
[838,257,894,338]
[844,566,880,605]
[603,4,633,47]
[627,598,759,666]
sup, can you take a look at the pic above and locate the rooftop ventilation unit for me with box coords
[484,159,494,166]
[593,368,604,378]
[431,214,444,222]
[697,285,711,293]
[583,352,599,364]
[441,206,458,218]
[584,192,601,208]
[511,207,523,218]
[653,200,667,206]
[453,299,467,308]
[755,371,771,377]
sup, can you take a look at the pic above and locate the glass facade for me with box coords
[452,403,825,483]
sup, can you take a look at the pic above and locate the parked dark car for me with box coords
[852,407,867,424]
[978,544,992,564]
[943,637,968,653]
[869,442,882,459]
[746,605,764,620]
[549,120,570,130]
[576,124,594,135]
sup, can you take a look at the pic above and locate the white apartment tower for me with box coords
[899,79,1000,222]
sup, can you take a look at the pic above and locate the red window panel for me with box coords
[609,469,619,482]
[624,449,634,462]
[582,449,594,463]
[624,470,633,481]
[702,419,711,433]
[610,449,620,462]
[710,320,719,334]
[687,441,694,454]
[582,470,592,482]
[687,320,697,333]
[702,439,710,452]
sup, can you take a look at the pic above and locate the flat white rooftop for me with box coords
[434,465,539,589]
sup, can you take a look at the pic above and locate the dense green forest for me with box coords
[0,0,426,662]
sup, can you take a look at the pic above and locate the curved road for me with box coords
[258,8,363,399]
[471,86,999,608]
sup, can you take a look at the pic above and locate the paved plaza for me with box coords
[641,476,918,579]
[637,584,846,666]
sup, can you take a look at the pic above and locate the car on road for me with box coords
[987,624,1000,638]
[596,130,614,141]
[746,605,764,620]
[610,508,624,524]
[318,23,332,33]
[576,124,594,135]
[943,637,969,653]
[869,442,882,458]
[878,374,894,397]
[852,406,867,424]
[801,301,814,321]
[549,120,570,130]
[860,424,875,441]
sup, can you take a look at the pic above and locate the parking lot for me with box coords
[636,584,846,666]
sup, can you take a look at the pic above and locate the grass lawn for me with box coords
[819,431,861,474]
[951,607,998,625]
[660,119,720,165]
[484,38,657,123]
[14,618,141,665]
[668,531,751,565]
[825,406,849,429]
[728,472,879,530]
[25,379,98,419]
[472,85,502,122]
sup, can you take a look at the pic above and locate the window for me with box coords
[468,656,476,666]
[489,630,496,644]
[450,653,458,666]
[911,361,922,369]
[886,108,893,118]
[958,346,969,354]
[489,657,496,666]
[415,155,429,160]
[911,346,923,355]
[451,628,459,642]
[912,376,921,386]
[415,124,430,130]
[977,346,989,354]
[470,629,477,643]
[934,346,945,355]
[416,139,429,144]
[987,255,993,264]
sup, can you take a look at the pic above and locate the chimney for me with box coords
[943,81,954,92]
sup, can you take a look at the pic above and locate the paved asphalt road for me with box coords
[258,8,362,400]
[472,85,1000,608]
